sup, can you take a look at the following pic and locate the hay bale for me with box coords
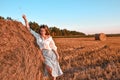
[95,33,107,41]
[0,19,44,80]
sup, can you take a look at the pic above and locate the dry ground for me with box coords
[54,37,120,80]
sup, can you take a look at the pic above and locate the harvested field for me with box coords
[55,37,120,80]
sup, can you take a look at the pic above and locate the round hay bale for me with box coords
[95,33,107,41]
[0,19,44,80]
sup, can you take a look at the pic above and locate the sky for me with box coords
[0,0,120,34]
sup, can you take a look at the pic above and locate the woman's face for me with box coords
[40,28,46,36]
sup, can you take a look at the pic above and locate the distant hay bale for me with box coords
[95,33,107,41]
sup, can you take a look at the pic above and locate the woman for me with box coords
[22,15,63,80]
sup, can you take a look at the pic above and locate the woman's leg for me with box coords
[45,65,56,80]
[52,77,56,80]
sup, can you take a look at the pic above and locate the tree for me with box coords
[49,27,61,36]
[6,17,13,20]
[29,21,40,33]
[0,16,4,19]
[49,27,85,36]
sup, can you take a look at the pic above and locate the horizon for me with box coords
[0,0,120,34]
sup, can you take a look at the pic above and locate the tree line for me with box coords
[1,16,119,37]
[0,16,85,36]
[29,21,85,36]
[0,16,13,20]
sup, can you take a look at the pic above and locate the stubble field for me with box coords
[54,37,120,80]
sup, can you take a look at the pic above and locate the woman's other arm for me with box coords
[50,37,59,60]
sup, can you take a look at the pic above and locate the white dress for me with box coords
[30,29,63,77]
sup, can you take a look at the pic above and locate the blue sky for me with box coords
[0,0,120,34]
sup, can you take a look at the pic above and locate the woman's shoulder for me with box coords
[47,35,52,39]
[47,35,53,41]
[30,29,40,38]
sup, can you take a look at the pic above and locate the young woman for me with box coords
[22,15,63,80]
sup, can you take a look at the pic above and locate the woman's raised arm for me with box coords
[22,14,40,39]
[22,14,30,30]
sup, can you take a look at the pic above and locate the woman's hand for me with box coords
[52,49,60,61]
[22,14,30,30]
[22,14,27,21]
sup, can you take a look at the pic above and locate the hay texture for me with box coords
[0,19,44,80]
